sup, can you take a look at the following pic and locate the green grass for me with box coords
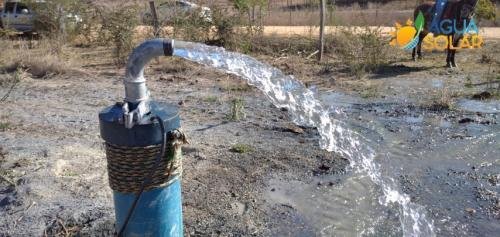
[360,85,379,99]
[0,122,11,132]
[62,171,79,177]
[487,86,500,99]
[0,146,5,163]
[230,143,253,154]
[228,98,246,121]
[203,95,219,103]
[465,74,473,88]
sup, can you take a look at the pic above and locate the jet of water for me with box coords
[173,42,435,237]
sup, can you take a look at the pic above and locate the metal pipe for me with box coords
[121,38,188,128]
[124,38,173,104]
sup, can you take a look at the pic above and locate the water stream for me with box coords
[173,42,435,236]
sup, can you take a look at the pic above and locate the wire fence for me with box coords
[199,0,419,26]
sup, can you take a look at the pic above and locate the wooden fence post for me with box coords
[149,1,160,63]
[318,0,326,61]
[149,1,160,38]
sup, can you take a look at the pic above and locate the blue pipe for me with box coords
[99,102,182,236]
[114,178,183,237]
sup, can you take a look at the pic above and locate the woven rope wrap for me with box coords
[105,141,182,193]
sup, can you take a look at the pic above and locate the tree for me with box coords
[475,0,496,23]
[232,0,268,28]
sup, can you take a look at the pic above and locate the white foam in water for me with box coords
[174,42,436,237]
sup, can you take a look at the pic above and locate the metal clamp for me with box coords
[122,101,150,129]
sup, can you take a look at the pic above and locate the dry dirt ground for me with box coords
[0,43,347,236]
[0,37,499,236]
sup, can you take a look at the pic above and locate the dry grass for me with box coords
[262,8,413,26]
[422,87,462,111]
[0,39,77,79]
[248,35,317,55]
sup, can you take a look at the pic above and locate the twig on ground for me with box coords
[0,80,19,103]
[0,174,16,186]
[57,218,69,237]
[307,50,319,59]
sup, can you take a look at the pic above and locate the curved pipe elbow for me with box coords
[124,38,174,104]
[122,38,195,128]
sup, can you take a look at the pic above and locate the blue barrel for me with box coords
[99,101,183,236]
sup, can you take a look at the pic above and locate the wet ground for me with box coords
[0,39,499,236]
[324,92,498,236]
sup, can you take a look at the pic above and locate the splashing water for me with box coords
[173,42,435,236]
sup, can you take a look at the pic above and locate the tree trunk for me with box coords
[318,0,326,61]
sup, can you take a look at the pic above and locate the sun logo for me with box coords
[390,19,417,47]
[389,12,425,51]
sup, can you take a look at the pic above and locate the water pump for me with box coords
[98,39,187,236]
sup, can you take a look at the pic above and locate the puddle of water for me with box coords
[267,175,402,236]
[320,91,363,108]
[269,97,499,236]
[456,99,500,114]
[431,80,443,88]
[341,103,500,236]
[404,116,424,124]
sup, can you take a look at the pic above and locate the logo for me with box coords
[390,12,425,50]
[430,18,478,35]
[390,11,483,51]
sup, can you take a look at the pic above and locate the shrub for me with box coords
[22,0,100,54]
[169,6,242,50]
[171,7,212,43]
[475,0,496,22]
[98,6,139,65]
[27,0,86,39]
[68,2,102,46]
[0,68,25,103]
[29,0,66,36]
[207,7,241,49]
[228,97,246,121]
[332,26,389,78]
[231,0,268,29]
